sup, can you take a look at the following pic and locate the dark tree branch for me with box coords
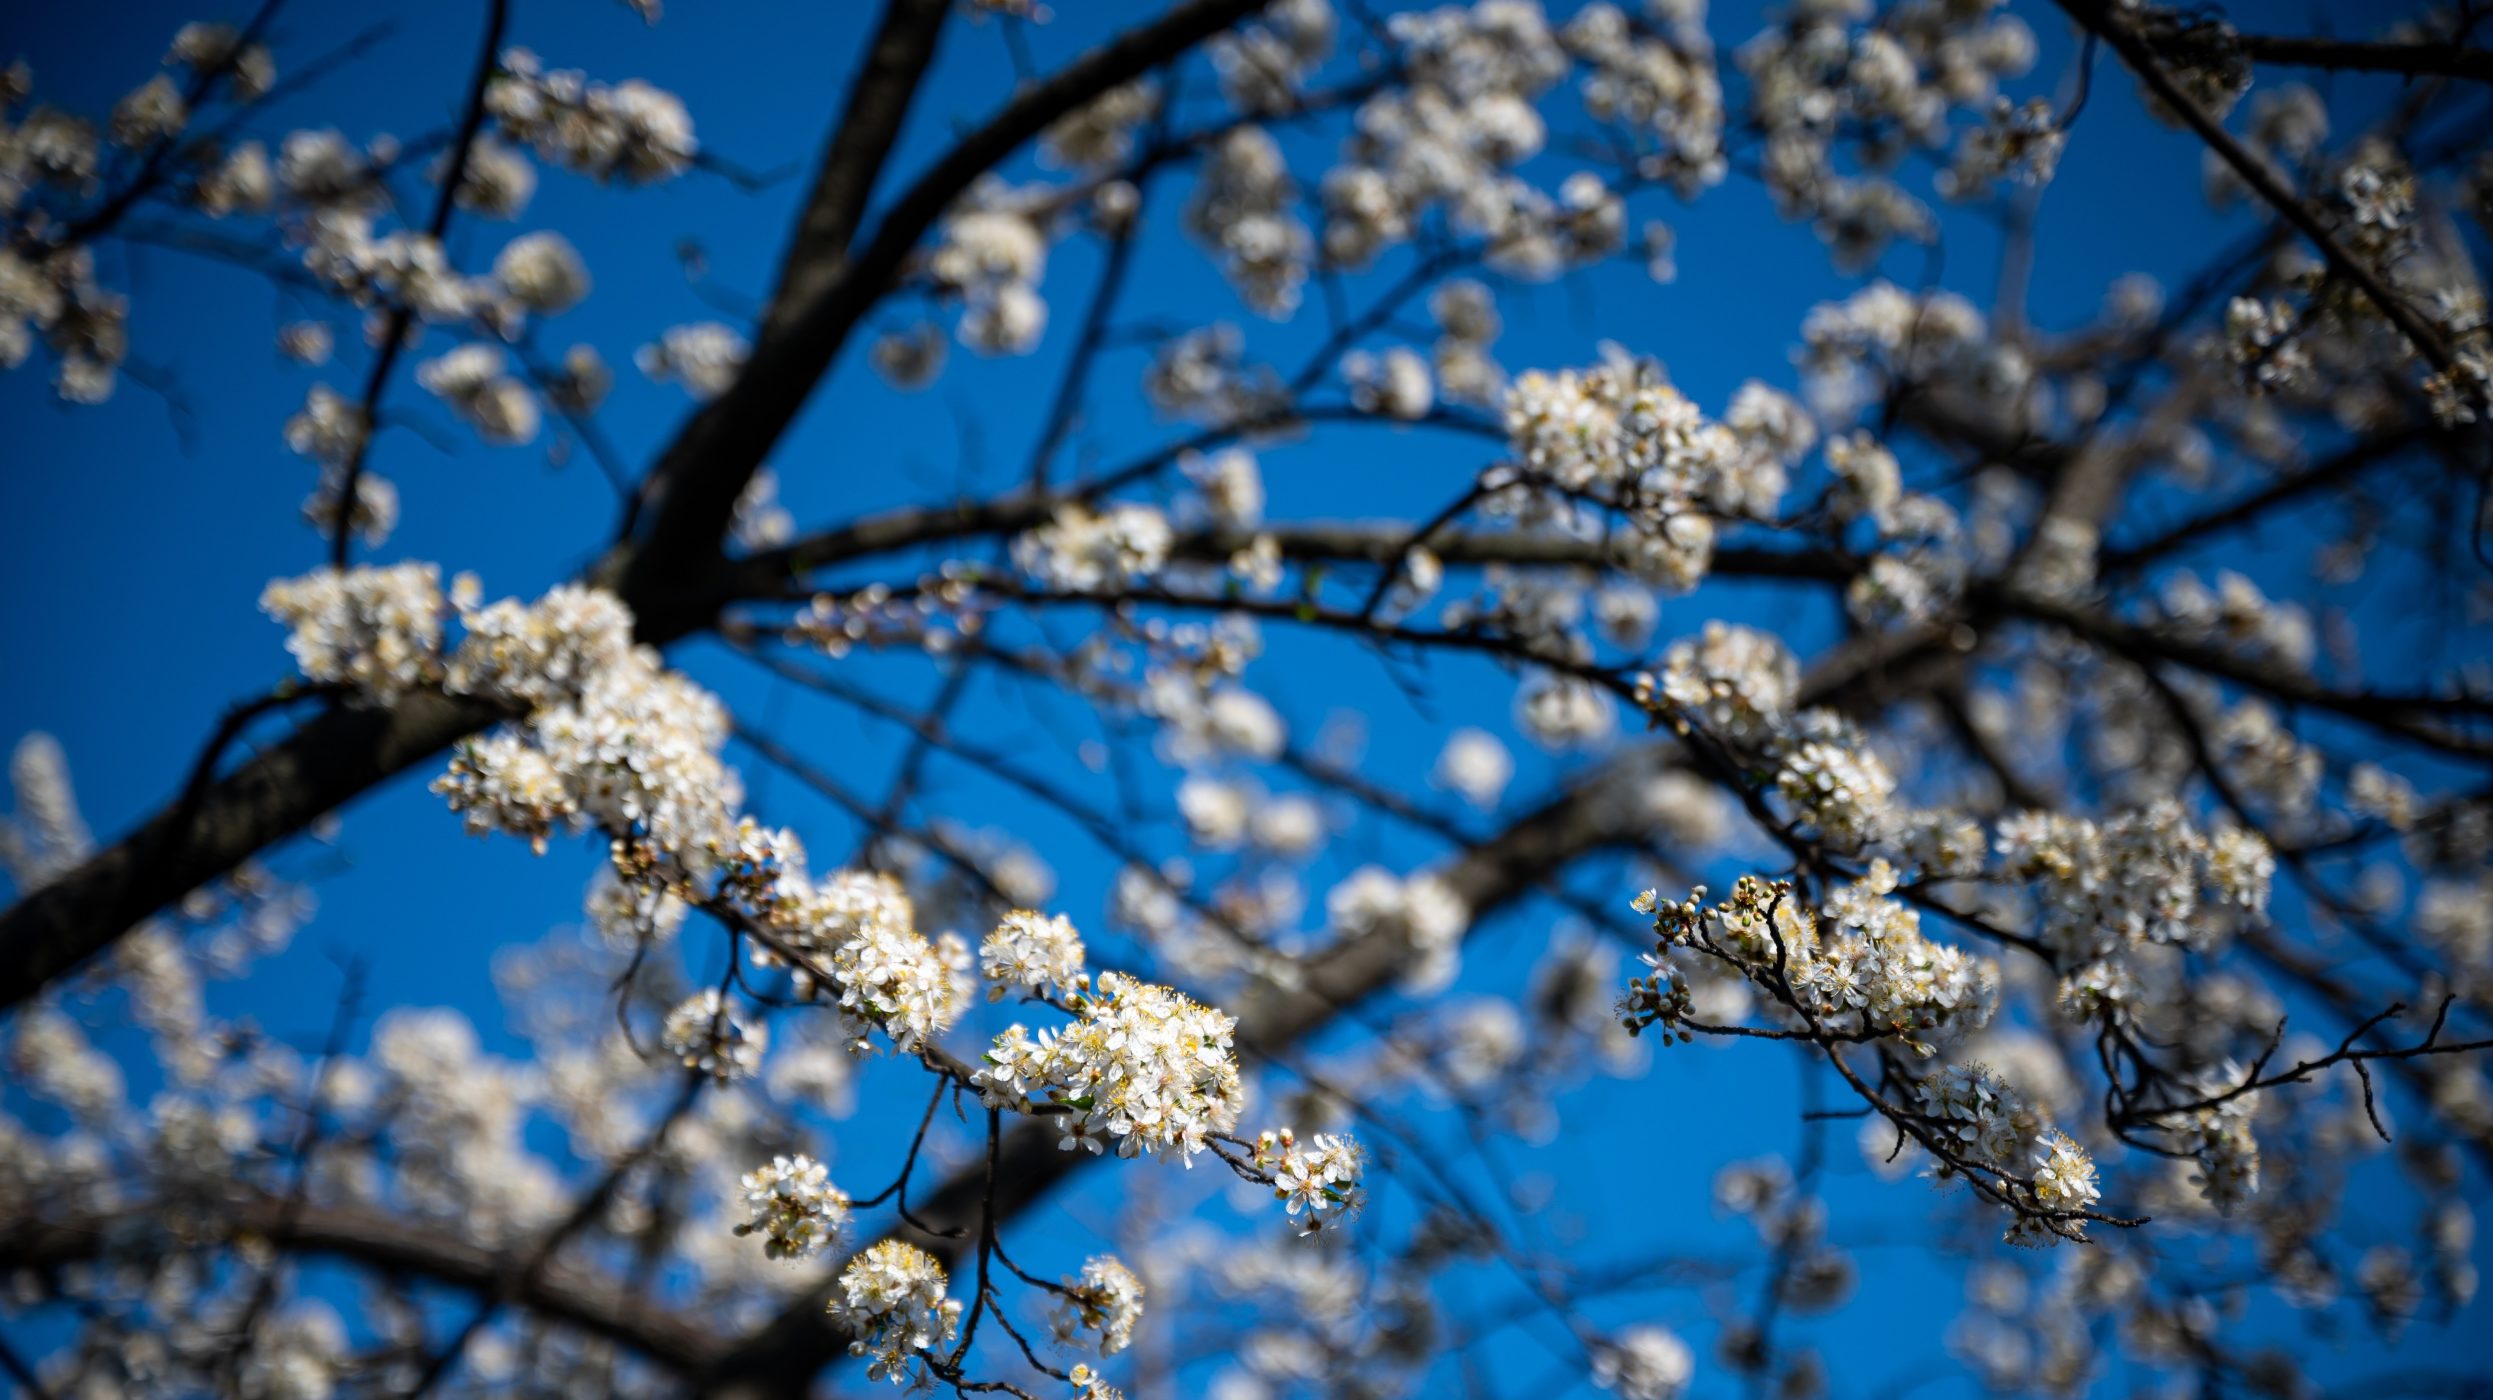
[0,1186,722,1373]
[2232,32,2493,85]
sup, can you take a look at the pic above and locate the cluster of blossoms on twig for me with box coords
[1621,868,1998,1058]
[1013,501,1176,594]
[719,843,969,1056]
[2162,1061,2264,1214]
[260,568,985,1069]
[259,561,459,703]
[1912,1061,2103,1245]
[928,177,1059,355]
[1616,869,2120,1247]
[1997,802,2274,1018]
[980,907,1087,1001]
[835,1239,962,1387]
[1250,1125,1367,1236]
[660,987,767,1082]
[483,47,696,184]
[1050,1254,1146,1356]
[735,1152,851,1260]
[1499,352,1787,596]
[977,967,1246,1161]
[1591,1322,1694,1400]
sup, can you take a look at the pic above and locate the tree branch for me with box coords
[1,1186,722,1374]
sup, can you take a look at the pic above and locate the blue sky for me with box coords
[4,0,2488,1393]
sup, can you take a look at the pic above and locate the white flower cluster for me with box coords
[1800,282,2017,422]
[1810,864,1997,1052]
[1997,803,2273,1017]
[1013,502,1173,593]
[1051,1254,1145,1355]
[930,181,1053,355]
[1152,677,1287,767]
[1185,128,1309,316]
[259,562,450,702]
[1563,2,1727,196]
[297,217,486,321]
[2154,568,2316,672]
[1625,869,1997,1059]
[108,75,185,150]
[1145,324,1284,427]
[449,639,738,860]
[0,245,127,403]
[1648,622,1978,861]
[434,733,578,853]
[1432,727,1513,808]
[493,230,590,314]
[1592,1323,1694,1400]
[444,583,635,707]
[1940,96,2066,197]
[1771,709,1900,851]
[545,343,614,413]
[2030,1129,2100,1219]
[168,21,276,101]
[586,864,686,949]
[1737,0,2033,266]
[2,733,92,892]
[9,1005,126,1123]
[1251,1126,1365,1235]
[637,321,748,400]
[1212,0,1334,114]
[276,320,331,365]
[235,1305,347,1400]
[268,129,371,209]
[1042,80,1157,171]
[731,861,965,1056]
[1326,866,1471,994]
[1430,278,1506,406]
[1719,380,1814,517]
[2169,1062,2262,1214]
[2212,699,2323,817]
[980,909,1087,1001]
[442,133,535,220]
[1181,446,1264,528]
[835,1239,962,1387]
[1501,355,1786,593]
[284,383,368,466]
[256,574,739,871]
[736,1153,850,1260]
[1342,346,1434,421]
[977,970,1245,1162]
[1503,355,1729,498]
[486,48,696,183]
[416,343,540,445]
[1914,1061,2100,1245]
[1324,4,1622,280]
[1650,621,1799,744]
[660,988,766,1082]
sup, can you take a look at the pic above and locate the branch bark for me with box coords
[2232,32,2493,85]
[2,1186,722,1374]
